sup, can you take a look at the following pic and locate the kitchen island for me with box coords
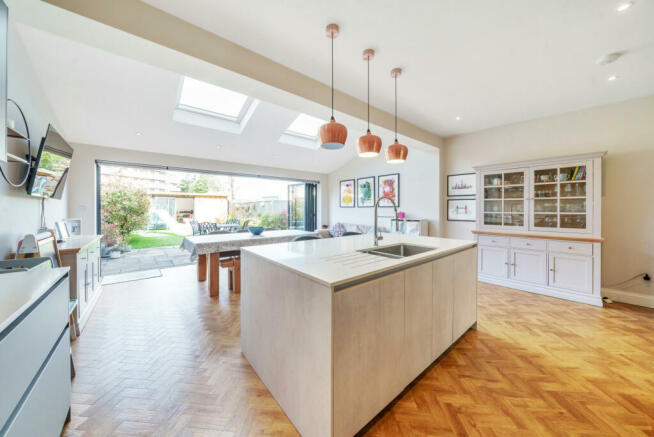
[241,234,477,437]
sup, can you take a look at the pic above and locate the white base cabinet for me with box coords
[548,252,593,293]
[510,248,547,285]
[477,236,601,306]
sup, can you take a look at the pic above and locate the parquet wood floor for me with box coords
[63,264,654,436]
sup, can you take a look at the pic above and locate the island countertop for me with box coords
[242,233,476,288]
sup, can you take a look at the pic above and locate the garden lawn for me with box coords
[126,231,187,249]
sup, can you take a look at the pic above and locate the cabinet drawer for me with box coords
[0,277,69,428]
[4,327,70,437]
[510,237,546,251]
[548,241,592,256]
[478,235,509,247]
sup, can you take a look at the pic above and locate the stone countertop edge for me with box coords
[241,236,477,290]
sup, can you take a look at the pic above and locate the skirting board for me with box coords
[602,287,654,309]
[479,276,603,307]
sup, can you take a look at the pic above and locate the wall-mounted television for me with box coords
[26,124,73,199]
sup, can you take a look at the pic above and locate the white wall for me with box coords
[441,95,654,299]
[0,24,67,258]
[67,143,329,235]
[328,147,440,236]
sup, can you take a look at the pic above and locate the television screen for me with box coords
[26,124,73,199]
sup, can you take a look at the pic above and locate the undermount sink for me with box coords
[359,243,436,259]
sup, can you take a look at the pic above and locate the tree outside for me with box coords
[101,185,151,249]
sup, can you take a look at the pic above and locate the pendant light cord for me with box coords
[366,57,370,131]
[394,76,398,141]
[331,34,334,120]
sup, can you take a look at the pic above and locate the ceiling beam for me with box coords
[41,0,442,148]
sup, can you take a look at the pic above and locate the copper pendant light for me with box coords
[385,67,408,164]
[358,49,382,157]
[319,23,348,150]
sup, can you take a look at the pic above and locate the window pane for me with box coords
[534,214,557,228]
[484,213,502,225]
[503,213,523,227]
[560,214,586,229]
[560,182,586,197]
[286,114,326,138]
[179,77,249,118]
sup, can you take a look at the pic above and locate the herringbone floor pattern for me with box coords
[63,264,654,436]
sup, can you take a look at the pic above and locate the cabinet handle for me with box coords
[526,242,530,246]
[568,246,573,250]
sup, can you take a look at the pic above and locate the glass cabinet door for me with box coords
[482,170,526,229]
[531,163,590,232]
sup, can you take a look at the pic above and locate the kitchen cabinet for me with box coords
[509,248,547,285]
[474,152,604,306]
[58,235,103,331]
[548,252,593,294]
[479,245,509,279]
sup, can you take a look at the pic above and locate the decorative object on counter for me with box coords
[16,231,62,267]
[1,99,32,188]
[54,220,70,242]
[357,49,382,158]
[397,211,406,219]
[65,218,82,236]
[447,198,476,222]
[339,179,355,207]
[378,173,400,207]
[385,68,408,164]
[248,226,264,235]
[447,173,476,197]
[318,23,347,150]
[356,176,375,207]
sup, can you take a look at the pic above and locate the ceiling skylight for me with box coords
[285,114,326,139]
[179,77,252,121]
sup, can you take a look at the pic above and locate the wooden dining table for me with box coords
[180,229,314,297]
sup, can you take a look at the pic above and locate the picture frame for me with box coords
[65,218,82,236]
[339,179,355,208]
[377,173,400,207]
[447,173,476,197]
[356,176,375,208]
[447,198,476,221]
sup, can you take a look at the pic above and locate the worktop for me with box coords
[0,267,69,335]
[242,233,476,288]
[241,235,478,437]
[57,235,102,254]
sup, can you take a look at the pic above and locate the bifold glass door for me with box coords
[482,170,526,229]
[287,183,317,231]
[531,163,590,232]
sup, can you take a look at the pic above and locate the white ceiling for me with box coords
[141,0,654,136]
[15,24,382,174]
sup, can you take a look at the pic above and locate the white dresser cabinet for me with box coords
[0,268,71,436]
[473,152,604,306]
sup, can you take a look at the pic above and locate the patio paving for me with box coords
[101,246,194,276]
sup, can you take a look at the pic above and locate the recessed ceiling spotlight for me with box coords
[455,116,461,121]
[607,75,618,81]
[216,145,221,149]
[135,132,142,136]
[617,1,633,12]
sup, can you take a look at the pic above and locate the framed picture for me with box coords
[356,176,375,208]
[65,218,82,236]
[339,179,355,208]
[447,199,476,221]
[447,173,476,197]
[378,173,400,207]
